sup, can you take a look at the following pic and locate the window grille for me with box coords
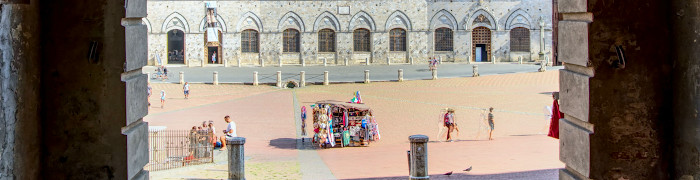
[283,29,300,52]
[318,29,336,52]
[510,27,530,52]
[435,28,453,51]
[241,30,258,53]
[353,29,371,52]
[390,28,407,51]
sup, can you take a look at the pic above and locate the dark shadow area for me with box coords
[345,168,559,180]
[269,138,297,149]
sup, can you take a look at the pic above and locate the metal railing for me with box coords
[145,129,214,171]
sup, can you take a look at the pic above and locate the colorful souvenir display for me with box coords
[312,100,380,148]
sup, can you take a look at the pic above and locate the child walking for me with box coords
[160,90,166,108]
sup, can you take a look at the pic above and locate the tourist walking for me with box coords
[160,90,166,108]
[183,82,190,99]
[301,106,307,137]
[219,115,237,151]
[444,108,456,142]
[488,107,495,140]
[548,92,564,139]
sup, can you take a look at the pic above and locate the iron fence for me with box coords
[145,129,214,171]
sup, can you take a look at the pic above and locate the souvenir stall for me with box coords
[312,100,380,148]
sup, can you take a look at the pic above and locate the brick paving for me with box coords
[146,70,563,179]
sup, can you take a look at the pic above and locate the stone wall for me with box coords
[0,2,41,179]
[146,0,553,66]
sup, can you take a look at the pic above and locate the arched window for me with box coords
[318,29,335,52]
[390,28,407,51]
[510,27,530,52]
[353,29,371,52]
[283,29,300,52]
[241,30,259,53]
[435,28,453,51]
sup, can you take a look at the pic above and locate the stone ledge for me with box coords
[125,74,148,126]
[558,21,589,67]
[123,121,149,180]
[560,69,590,121]
[560,118,592,178]
[125,24,148,72]
[558,0,587,13]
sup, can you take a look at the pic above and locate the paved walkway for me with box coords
[146,70,564,179]
[144,63,562,84]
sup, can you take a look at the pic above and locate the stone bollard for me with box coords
[410,57,414,65]
[253,71,259,86]
[473,65,479,77]
[366,57,370,66]
[387,57,391,65]
[227,137,246,180]
[276,71,282,88]
[300,71,306,87]
[260,58,265,67]
[364,70,370,84]
[398,69,404,82]
[432,69,438,80]
[224,59,229,67]
[147,72,151,83]
[409,135,429,180]
[467,56,471,64]
[302,58,306,67]
[539,58,548,72]
[344,58,349,66]
[213,71,219,85]
[323,71,329,85]
[279,58,283,67]
[492,56,496,64]
[238,58,242,68]
[179,71,184,84]
[518,56,523,64]
[323,58,327,66]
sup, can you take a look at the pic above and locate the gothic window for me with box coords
[353,29,371,52]
[390,28,407,51]
[510,27,530,52]
[241,29,258,53]
[318,29,335,52]
[283,29,300,52]
[435,28,453,51]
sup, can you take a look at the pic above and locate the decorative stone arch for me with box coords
[162,12,190,33]
[313,11,341,32]
[385,10,412,31]
[505,9,535,30]
[464,9,498,30]
[142,18,152,33]
[198,14,228,32]
[278,11,306,32]
[430,9,458,30]
[348,11,376,31]
[236,12,264,32]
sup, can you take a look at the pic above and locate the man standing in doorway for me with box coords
[219,115,237,151]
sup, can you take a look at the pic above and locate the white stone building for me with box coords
[145,0,553,66]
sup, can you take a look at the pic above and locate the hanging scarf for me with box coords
[548,99,564,139]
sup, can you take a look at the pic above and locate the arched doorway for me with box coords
[204,29,223,64]
[472,26,491,62]
[167,29,186,64]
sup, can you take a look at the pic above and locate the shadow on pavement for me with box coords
[344,168,559,180]
[269,138,297,149]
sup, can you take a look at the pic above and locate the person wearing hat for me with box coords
[443,108,456,142]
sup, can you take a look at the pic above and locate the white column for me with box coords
[213,71,219,85]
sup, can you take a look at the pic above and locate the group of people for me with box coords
[169,50,184,62]
[188,115,238,152]
[442,107,496,142]
[154,66,169,80]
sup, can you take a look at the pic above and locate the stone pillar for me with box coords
[366,57,370,66]
[539,17,546,57]
[519,56,523,64]
[409,135,429,180]
[387,57,391,65]
[467,56,471,64]
[279,58,283,67]
[253,71,258,86]
[323,71,329,85]
[398,69,404,82]
[302,58,306,67]
[344,58,349,66]
[323,58,327,66]
[431,69,438,80]
[276,71,282,88]
[213,71,219,85]
[260,58,265,67]
[473,65,479,77]
[227,137,246,180]
[364,70,370,84]
[238,58,242,68]
[179,71,184,84]
[300,71,306,87]
[539,59,547,72]
[224,58,229,67]
[492,56,496,64]
[410,57,414,65]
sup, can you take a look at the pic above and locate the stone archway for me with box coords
[167,29,186,64]
[472,26,491,62]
